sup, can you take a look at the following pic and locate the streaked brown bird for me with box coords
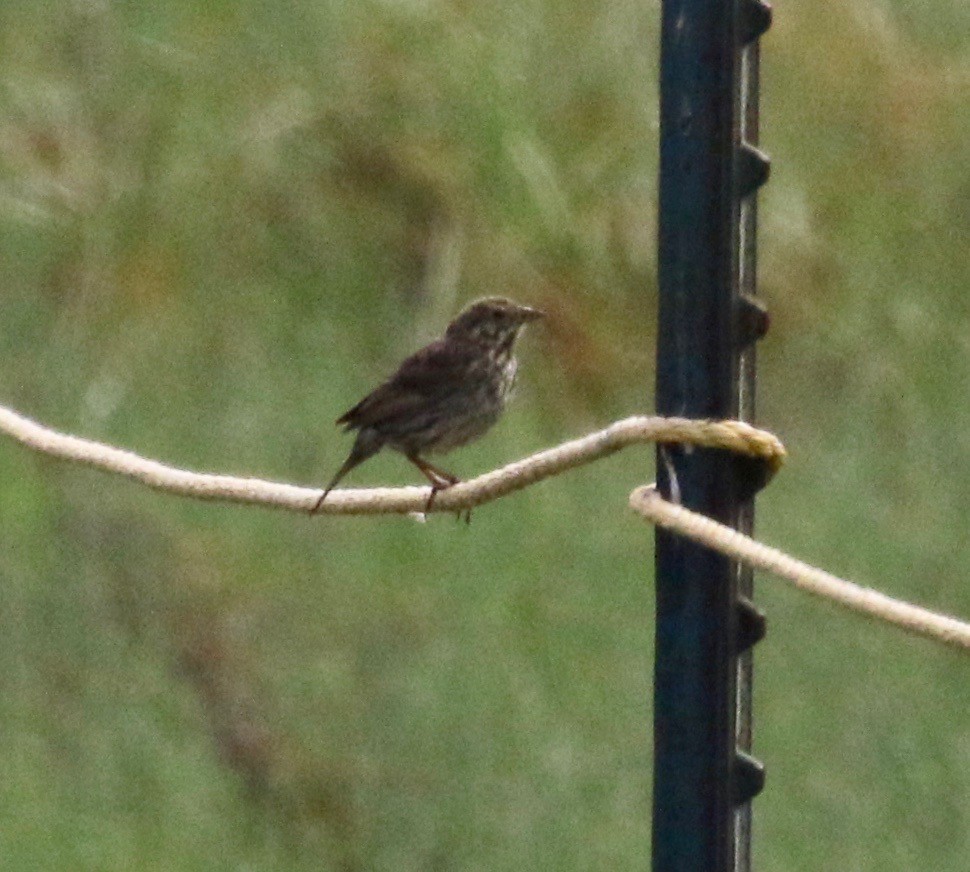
[312,297,544,514]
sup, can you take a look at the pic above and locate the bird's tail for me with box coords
[310,429,383,514]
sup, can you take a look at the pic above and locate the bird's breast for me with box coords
[420,354,518,455]
[490,353,518,400]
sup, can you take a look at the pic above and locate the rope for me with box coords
[0,405,784,514]
[630,486,970,652]
[2,400,968,651]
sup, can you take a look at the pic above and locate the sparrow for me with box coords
[312,297,544,514]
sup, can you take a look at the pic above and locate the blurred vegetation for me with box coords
[0,0,968,869]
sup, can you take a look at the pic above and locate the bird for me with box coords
[311,297,544,515]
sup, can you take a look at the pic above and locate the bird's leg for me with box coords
[415,458,460,486]
[406,455,468,520]
[416,459,473,523]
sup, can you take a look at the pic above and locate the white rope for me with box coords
[630,485,970,652]
[3,400,969,651]
[0,405,784,514]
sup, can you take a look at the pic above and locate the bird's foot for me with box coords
[423,480,452,515]
[423,475,470,523]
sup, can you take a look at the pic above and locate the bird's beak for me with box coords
[517,305,546,323]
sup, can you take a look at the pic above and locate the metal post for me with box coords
[653,0,771,869]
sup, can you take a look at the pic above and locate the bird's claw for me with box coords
[423,480,471,524]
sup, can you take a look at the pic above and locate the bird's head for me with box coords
[445,297,545,350]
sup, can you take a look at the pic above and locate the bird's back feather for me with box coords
[335,338,489,432]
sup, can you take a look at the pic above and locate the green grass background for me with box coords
[1,1,968,869]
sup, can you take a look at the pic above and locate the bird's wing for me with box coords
[336,339,481,430]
